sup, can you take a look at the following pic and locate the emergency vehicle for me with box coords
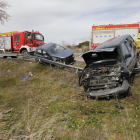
[91,23,140,49]
[0,31,44,55]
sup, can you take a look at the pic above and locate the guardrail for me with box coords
[0,53,83,72]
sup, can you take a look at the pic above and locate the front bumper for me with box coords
[81,80,130,98]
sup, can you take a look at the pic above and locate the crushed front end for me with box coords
[79,61,130,97]
[65,54,75,65]
[79,48,130,98]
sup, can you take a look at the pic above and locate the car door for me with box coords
[42,50,52,60]
[13,33,21,52]
[125,36,137,70]
[36,49,43,58]
[25,32,33,47]
[121,42,131,69]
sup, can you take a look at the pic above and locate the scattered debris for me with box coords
[3,108,14,114]
[0,113,3,118]
[54,98,58,101]
[29,72,33,77]
[98,111,106,114]
[22,77,29,81]
[7,70,11,73]
[115,104,124,109]
[63,111,68,114]
[67,70,73,73]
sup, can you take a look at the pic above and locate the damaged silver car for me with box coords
[79,35,140,98]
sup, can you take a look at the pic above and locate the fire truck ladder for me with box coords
[0,31,18,36]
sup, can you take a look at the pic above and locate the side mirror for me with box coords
[124,53,131,60]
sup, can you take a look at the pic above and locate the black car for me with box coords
[34,43,75,65]
[79,35,140,98]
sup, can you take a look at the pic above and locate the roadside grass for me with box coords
[0,59,140,139]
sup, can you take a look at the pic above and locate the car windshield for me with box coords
[47,44,65,55]
[34,34,44,41]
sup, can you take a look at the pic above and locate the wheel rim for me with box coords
[24,52,28,55]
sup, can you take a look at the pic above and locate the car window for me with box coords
[130,37,136,48]
[42,50,46,54]
[125,39,131,52]
[121,43,129,56]
[37,49,42,54]
[47,47,55,55]
[53,45,65,54]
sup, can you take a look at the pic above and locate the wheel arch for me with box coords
[20,46,30,53]
[20,48,28,53]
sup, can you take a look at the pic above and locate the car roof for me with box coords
[37,43,56,51]
[94,34,130,50]
[82,34,130,57]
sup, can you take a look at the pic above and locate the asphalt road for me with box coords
[74,55,84,62]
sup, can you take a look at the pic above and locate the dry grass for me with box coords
[0,59,140,140]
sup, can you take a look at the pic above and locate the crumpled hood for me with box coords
[52,48,73,58]
[82,47,118,65]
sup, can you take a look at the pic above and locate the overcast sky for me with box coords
[1,0,140,45]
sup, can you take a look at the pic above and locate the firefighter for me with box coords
[135,33,140,51]
[28,34,31,39]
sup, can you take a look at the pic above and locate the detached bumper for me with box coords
[81,80,130,98]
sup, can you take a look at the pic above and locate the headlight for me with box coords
[111,76,119,81]
[115,77,119,81]
[86,74,89,78]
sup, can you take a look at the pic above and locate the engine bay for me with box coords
[80,63,122,92]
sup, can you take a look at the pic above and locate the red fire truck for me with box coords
[90,23,140,49]
[0,31,44,55]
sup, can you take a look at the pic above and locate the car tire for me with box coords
[135,57,140,68]
[126,87,132,97]
[2,56,7,59]
[11,56,17,58]
[21,50,29,55]
[129,74,135,86]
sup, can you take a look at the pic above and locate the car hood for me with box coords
[52,48,73,58]
[82,47,118,65]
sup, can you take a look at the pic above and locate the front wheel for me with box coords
[135,58,140,68]
[11,56,17,58]
[21,50,29,55]
[2,56,7,59]
[35,58,42,64]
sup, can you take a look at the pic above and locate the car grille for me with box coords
[89,77,119,90]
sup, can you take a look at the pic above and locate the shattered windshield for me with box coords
[47,44,65,55]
